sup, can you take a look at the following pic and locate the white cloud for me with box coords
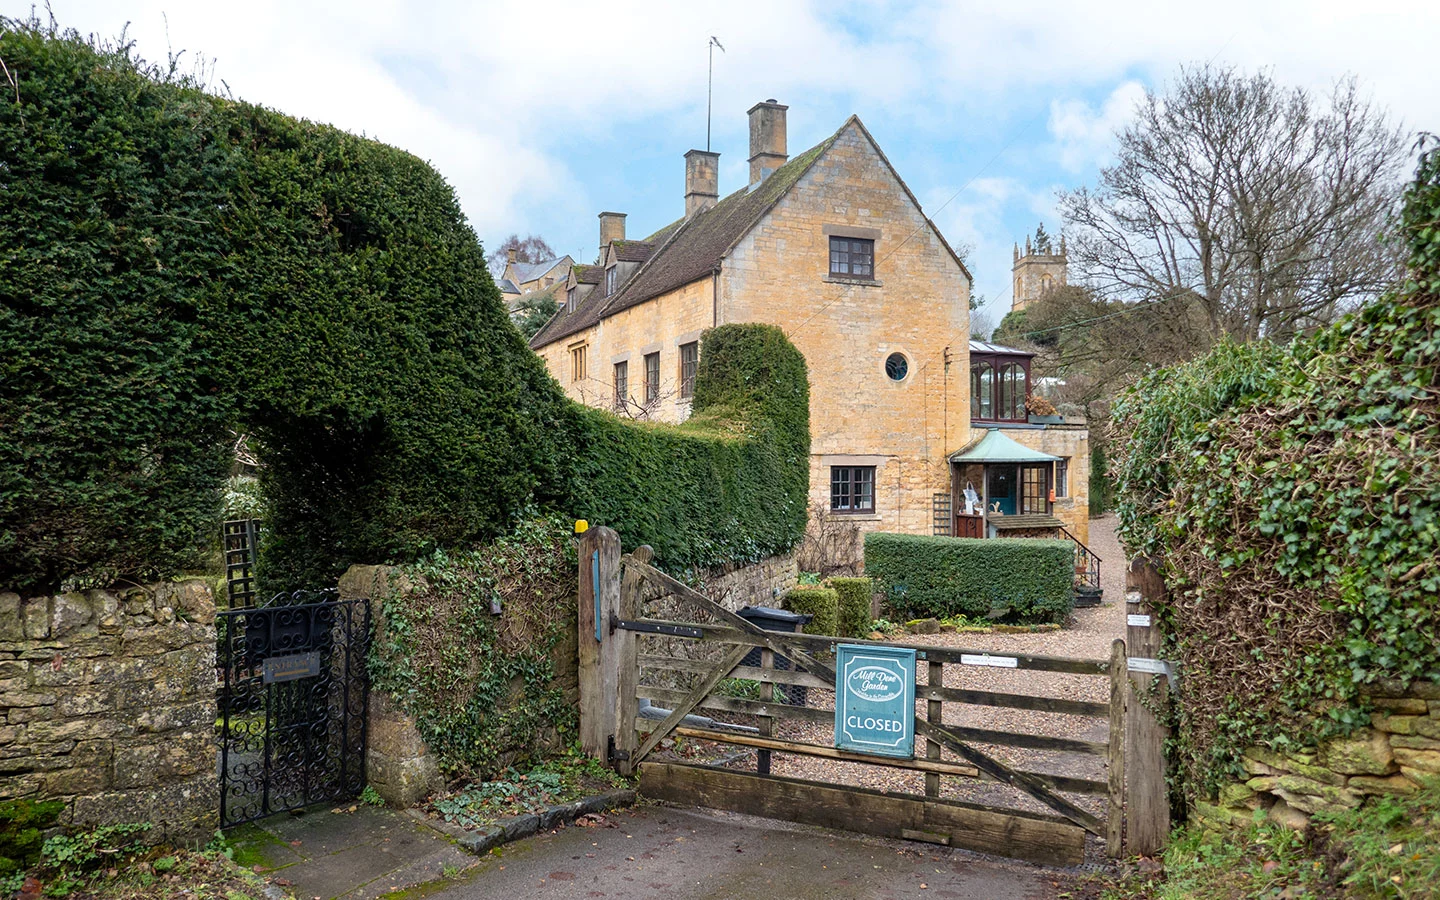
[1048,81,1146,173]
[8,0,1438,282]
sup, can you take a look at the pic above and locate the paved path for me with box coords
[422,804,1060,900]
[229,804,474,899]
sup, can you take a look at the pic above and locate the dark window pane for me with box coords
[830,465,876,512]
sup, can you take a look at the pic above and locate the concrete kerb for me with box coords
[407,788,637,856]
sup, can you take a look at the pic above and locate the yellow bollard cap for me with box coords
[574,519,589,534]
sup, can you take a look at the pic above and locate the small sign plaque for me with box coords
[960,653,1018,668]
[834,645,916,759]
[262,651,321,684]
[1127,614,1152,627]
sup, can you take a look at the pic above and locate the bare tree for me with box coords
[487,233,558,270]
[1060,66,1408,343]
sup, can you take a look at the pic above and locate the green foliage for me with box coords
[41,824,150,878]
[428,752,626,830]
[864,533,1074,624]
[1088,443,1113,515]
[367,514,579,779]
[827,577,873,637]
[221,476,265,522]
[1110,136,1440,797]
[1122,781,1440,899]
[0,23,233,593]
[0,22,810,593]
[561,323,810,574]
[514,290,561,340]
[359,786,384,808]
[0,800,64,876]
[782,586,837,637]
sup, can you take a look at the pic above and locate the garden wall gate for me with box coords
[577,526,1166,866]
[216,590,372,826]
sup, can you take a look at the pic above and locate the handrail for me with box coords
[1058,525,1102,591]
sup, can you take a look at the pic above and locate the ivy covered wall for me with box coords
[1111,136,1440,798]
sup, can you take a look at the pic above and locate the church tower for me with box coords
[1011,225,1067,312]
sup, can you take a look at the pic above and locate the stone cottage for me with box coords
[529,99,1092,557]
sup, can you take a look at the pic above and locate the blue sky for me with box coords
[8,0,1438,331]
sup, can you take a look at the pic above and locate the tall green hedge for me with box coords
[0,20,810,593]
[864,533,1074,623]
[0,26,234,590]
[1110,136,1440,797]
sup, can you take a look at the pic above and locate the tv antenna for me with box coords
[707,36,725,152]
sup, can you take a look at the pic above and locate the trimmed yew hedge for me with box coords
[783,586,838,637]
[864,533,1074,624]
[828,577,874,637]
[0,20,810,592]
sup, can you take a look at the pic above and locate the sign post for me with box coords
[834,645,916,759]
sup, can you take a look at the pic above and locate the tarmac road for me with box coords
[423,803,1063,900]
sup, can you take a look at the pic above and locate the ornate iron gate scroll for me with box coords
[216,591,371,826]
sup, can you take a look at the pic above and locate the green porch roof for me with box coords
[949,429,1061,464]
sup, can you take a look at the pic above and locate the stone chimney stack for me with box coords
[747,99,788,186]
[507,248,517,264]
[684,149,720,218]
[598,212,626,253]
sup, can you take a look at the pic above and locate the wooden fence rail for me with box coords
[576,526,1165,863]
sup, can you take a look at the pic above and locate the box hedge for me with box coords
[783,586,837,637]
[863,533,1074,624]
[828,577,873,637]
[0,20,810,592]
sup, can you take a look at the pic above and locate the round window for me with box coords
[885,352,908,381]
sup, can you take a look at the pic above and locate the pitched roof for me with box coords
[949,429,1060,464]
[611,240,655,263]
[498,278,521,294]
[531,132,838,349]
[969,339,1033,356]
[512,255,571,284]
[571,264,602,285]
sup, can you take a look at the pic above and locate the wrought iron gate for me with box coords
[216,590,371,826]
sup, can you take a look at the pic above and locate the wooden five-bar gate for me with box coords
[577,526,1169,866]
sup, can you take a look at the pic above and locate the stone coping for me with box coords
[408,789,637,856]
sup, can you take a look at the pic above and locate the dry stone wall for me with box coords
[0,580,218,840]
[1194,680,1440,831]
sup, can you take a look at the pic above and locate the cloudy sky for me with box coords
[9,0,1437,327]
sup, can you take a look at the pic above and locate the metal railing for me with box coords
[1058,525,1101,590]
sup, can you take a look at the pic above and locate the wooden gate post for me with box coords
[614,545,651,776]
[577,526,621,762]
[1126,558,1171,856]
[1106,637,1126,858]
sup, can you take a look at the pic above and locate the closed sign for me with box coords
[834,645,916,758]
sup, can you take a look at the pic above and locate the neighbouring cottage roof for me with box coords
[529,131,839,349]
[498,278,521,294]
[511,256,570,284]
[949,428,1060,464]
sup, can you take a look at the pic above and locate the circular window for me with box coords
[885,352,909,381]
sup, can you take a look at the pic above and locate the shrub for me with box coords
[560,323,810,574]
[0,21,811,592]
[1109,136,1440,797]
[828,577,873,637]
[782,586,837,637]
[0,23,233,593]
[864,533,1074,624]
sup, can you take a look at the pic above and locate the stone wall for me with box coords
[0,581,218,840]
[697,553,798,612]
[1194,680,1440,831]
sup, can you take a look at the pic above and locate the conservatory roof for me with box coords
[949,429,1061,464]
